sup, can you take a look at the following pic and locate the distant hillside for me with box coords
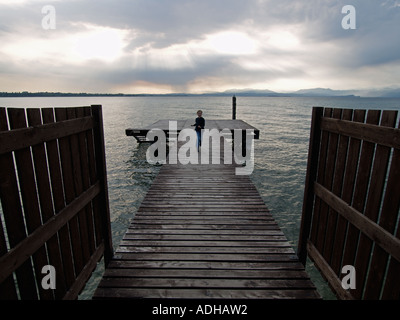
[291,88,355,97]
[1,87,400,98]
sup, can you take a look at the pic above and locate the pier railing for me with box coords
[0,105,113,300]
[298,107,400,299]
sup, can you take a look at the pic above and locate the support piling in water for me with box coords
[232,95,237,120]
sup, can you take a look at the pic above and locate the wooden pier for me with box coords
[2,104,399,300]
[93,120,320,299]
[125,119,260,143]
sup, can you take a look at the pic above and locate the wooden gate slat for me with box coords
[317,108,342,259]
[353,110,398,299]
[7,108,48,300]
[55,108,85,276]
[363,117,400,299]
[323,109,353,265]
[66,108,91,264]
[341,110,381,269]
[27,108,67,299]
[41,108,76,290]
[310,108,332,246]
[329,109,366,275]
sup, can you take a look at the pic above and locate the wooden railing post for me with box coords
[297,107,323,265]
[91,105,114,266]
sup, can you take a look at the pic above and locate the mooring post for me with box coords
[232,95,236,120]
[242,129,247,158]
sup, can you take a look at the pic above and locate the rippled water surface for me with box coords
[1,96,399,299]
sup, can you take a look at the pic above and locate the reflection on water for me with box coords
[107,142,160,247]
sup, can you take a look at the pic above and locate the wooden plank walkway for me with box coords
[93,126,320,300]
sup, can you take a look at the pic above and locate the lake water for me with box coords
[1,96,399,300]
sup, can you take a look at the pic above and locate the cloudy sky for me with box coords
[0,0,399,94]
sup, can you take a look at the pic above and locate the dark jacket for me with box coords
[194,117,205,132]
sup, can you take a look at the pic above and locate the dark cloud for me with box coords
[0,0,399,92]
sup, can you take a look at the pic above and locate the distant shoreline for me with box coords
[0,91,364,98]
[2,90,400,98]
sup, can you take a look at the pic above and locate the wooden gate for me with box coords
[0,105,113,300]
[298,107,400,299]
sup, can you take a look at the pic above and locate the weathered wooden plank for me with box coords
[381,223,400,300]
[126,228,282,236]
[363,124,400,299]
[91,105,114,265]
[299,106,323,265]
[111,252,300,262]
[133,217,274,223]
[117,240,293,248]
[322,109,353,265]
[137,208,271,213]
[66,108,91,265]
[116,246,294,254]
[0,116,95,155]
[307,241,353,300]
[317,108,341,260]
[55,108,85,276]
[94,288,319,299]
[134,213,272,218]
[329,109,366,275]
[0,202,18,299]
[98,277,316,289]
[63,242,104,300]
[106,260,306,270]
[102,268,310,279]
[83,106,103,247]
[7,108,50,299]
[341,110,381,269]
[314,183,400,264]
[132,216,276,222]
[0,183,101,285]
[123,233,285,241]
[353,110,398,299]
[140,199,266,205]
[0,108,37,299]
[129,224,281,230]
[27,108,66,299]
[320,116,400,149]
[310,108,332,246]
[41,108,76,290]
[138,205,269,210]
[75,107,96,256]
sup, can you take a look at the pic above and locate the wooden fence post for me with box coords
[232,95,236,120]
[297,107,323,265]
[91,105,114,266]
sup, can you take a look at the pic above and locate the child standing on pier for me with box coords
[193,110,205,152]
